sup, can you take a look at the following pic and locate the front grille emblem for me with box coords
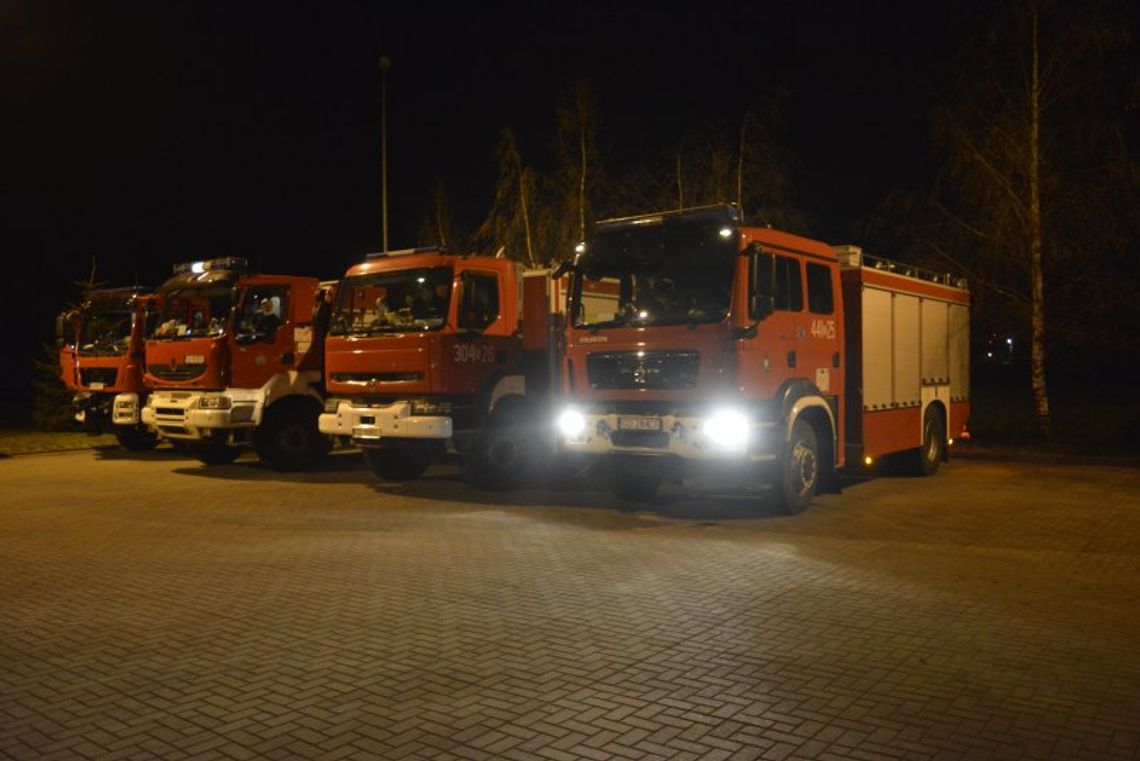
[632,361,648,387]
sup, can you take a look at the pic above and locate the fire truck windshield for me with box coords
[152,284,233,340]
[573,221,736,329]
[330,266,452,336]
[77,309,133,356]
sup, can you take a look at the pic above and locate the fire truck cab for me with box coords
[57,286,159,450]
[319,248,563,488]
[140,257,331,470]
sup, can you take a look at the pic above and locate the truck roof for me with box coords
[343,251,513,278]
[742,226,837,262]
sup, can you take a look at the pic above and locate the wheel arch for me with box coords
[919,387,950,462]
[779,379,837,467]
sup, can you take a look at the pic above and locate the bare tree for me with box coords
[417,180,457,249]
[475,129,538,267]
[553,79,602,245]
[667,93,803,230]
[932,0,1135,436]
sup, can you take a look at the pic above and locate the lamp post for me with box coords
[379,54,391,252]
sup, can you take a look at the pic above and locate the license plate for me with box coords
[618,416,661,432]
[352,426,381,439]
[89,382,104,390]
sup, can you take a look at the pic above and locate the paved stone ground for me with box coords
[1,448,1139,760]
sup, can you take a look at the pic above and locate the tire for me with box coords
[909,406,945,476]
[191,443,242,466]
[362,443,433,481]
[114,427,159,451]
[776,419,819,515]
[255,403,329,472]
[466,402,546,490]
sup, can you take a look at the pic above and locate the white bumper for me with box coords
[561,411,776,462]
[142,390,259,441]
[319,400,452,442]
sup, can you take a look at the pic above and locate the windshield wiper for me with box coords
[582,318,633,333]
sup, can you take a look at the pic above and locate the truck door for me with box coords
[446,269,517,395]
[231,284,293,388]
[738,248,804,399]
[799,260,842,400]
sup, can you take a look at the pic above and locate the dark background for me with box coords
[3,1,986,423]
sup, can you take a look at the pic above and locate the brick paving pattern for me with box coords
[1,450,1139,760]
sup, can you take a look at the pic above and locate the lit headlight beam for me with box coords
[557,409,587,438]
[702,409,750,449]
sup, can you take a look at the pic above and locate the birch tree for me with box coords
[932,0,1133,437]
[475,128,538,266]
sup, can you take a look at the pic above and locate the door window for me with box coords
[806,262,834,315]
[459,273,500,330]
[753,253,803,314]
[238,286,289,343]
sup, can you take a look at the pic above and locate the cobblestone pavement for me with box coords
[2,448,1139,760]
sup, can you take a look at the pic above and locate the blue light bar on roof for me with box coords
[172,256,248,275]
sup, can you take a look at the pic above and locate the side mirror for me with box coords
[751,294,774,318]
[551,258,575,280]
[54,314,66,347]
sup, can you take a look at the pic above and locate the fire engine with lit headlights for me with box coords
[554,205,970,512]
[56,286,160,450]
[140,257,333,470]
[319,247,567,487]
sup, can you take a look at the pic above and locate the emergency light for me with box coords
[172,257,248,275]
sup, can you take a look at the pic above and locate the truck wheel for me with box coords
[191,443,242,466]
[909,407,945,476]
[777,419,818,514]
[363,444,432,481]
[256,404,329,472]
[114,427,159,451]
[467,402,544,490]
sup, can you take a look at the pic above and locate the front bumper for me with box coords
[142,390,257,441]
[560,410,778,463]
[319,400,452,444]
[74,392,142,430]
[111,393,142,426]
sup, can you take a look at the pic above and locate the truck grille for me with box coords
[79,368,118,387]
[586,351,699,390]
[150,363,206,381]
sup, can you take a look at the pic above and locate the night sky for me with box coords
[3,0,986,420]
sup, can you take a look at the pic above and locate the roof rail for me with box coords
[596,203,741,230]
[835,245,968,291]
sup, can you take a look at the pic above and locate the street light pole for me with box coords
[379,54,391,252]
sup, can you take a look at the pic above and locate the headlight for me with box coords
[198,396,232,410]
[323,397,341,414]
[557,408,587,438]
[411,399,453,416]
[702,409,750,449]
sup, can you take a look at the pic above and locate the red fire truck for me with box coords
[319,248,564,488]
[554,205,970,512]
[57,287,160,450]
[140,257,332,470]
